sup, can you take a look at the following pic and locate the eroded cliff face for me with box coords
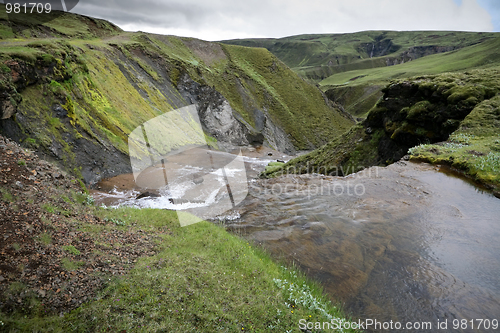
[0,14,352,185]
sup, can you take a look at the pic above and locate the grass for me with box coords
[2,207,358,332]
[37,232,52,245]
[0,187,15,202]
[62,245,81,256]
[60,258,85,271]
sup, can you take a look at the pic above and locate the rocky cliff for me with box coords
[262,68,500,190]
[0,9,353,185]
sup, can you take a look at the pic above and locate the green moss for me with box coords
[264,161,285,173]
[37,233,52,245]
[407,100,431,119]
[60,257,85,271]
[409,94,500,189]
[0,63,10,73]
[62,245,81,255]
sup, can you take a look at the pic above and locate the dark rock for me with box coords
[53,105,68,118]
[136,191,160,200]
[51,172,64,179]
[277,159,285,163]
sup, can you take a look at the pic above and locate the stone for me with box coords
[136,191,160,200]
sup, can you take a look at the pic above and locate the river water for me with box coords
[93,150,500,332]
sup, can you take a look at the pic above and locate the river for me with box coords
[93,149,500,332]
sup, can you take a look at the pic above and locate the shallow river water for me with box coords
[94,151,500,332]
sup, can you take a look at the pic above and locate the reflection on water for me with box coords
[94,156,500,332]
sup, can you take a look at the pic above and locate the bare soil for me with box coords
[0,135,164,316]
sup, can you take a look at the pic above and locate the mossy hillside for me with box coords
[211,44,353,148]
[409,95,500,191]
[0,5,122,39]
[134,35,354,148]
[2,206,358,332]
[320,37,500,88]
[317,37,500,118]
[2,11,354,180]
[0,36,199,184]
[264,68,500,180]
[103,34,354,149]
[324,84,384,118]
[1,41,170,164]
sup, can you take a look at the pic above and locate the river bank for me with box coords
[0,136,357,332]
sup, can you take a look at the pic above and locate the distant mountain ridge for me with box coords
[222,31,498,82]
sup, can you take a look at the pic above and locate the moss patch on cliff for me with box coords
[409,95,500,190]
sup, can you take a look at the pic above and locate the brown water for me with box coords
[94,155,500,332]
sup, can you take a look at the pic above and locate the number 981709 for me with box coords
[5,2,52,14]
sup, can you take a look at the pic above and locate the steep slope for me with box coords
[262,68,500,192]
[0,7,353,185]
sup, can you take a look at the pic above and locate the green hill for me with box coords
[222,31,497,80]
[0,6,352,185]
[321,36,500,117]
[320,36,500,87]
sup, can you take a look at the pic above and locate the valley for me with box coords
[1,5,500,332]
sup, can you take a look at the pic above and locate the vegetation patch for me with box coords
[408,95,500,190]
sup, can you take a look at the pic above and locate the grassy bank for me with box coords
[0,136,356,332]
[1,205,357,332]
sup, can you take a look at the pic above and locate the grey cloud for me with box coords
[68,0,495,40]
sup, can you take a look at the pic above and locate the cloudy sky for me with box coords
[70,0,499,41]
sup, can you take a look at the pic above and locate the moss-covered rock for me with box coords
[264,68,500,180]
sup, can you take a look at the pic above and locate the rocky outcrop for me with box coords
[358,38,401,59]
[177,74,262,149]
[385,45,458,66]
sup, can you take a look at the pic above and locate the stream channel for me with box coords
[92,147,500,332]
